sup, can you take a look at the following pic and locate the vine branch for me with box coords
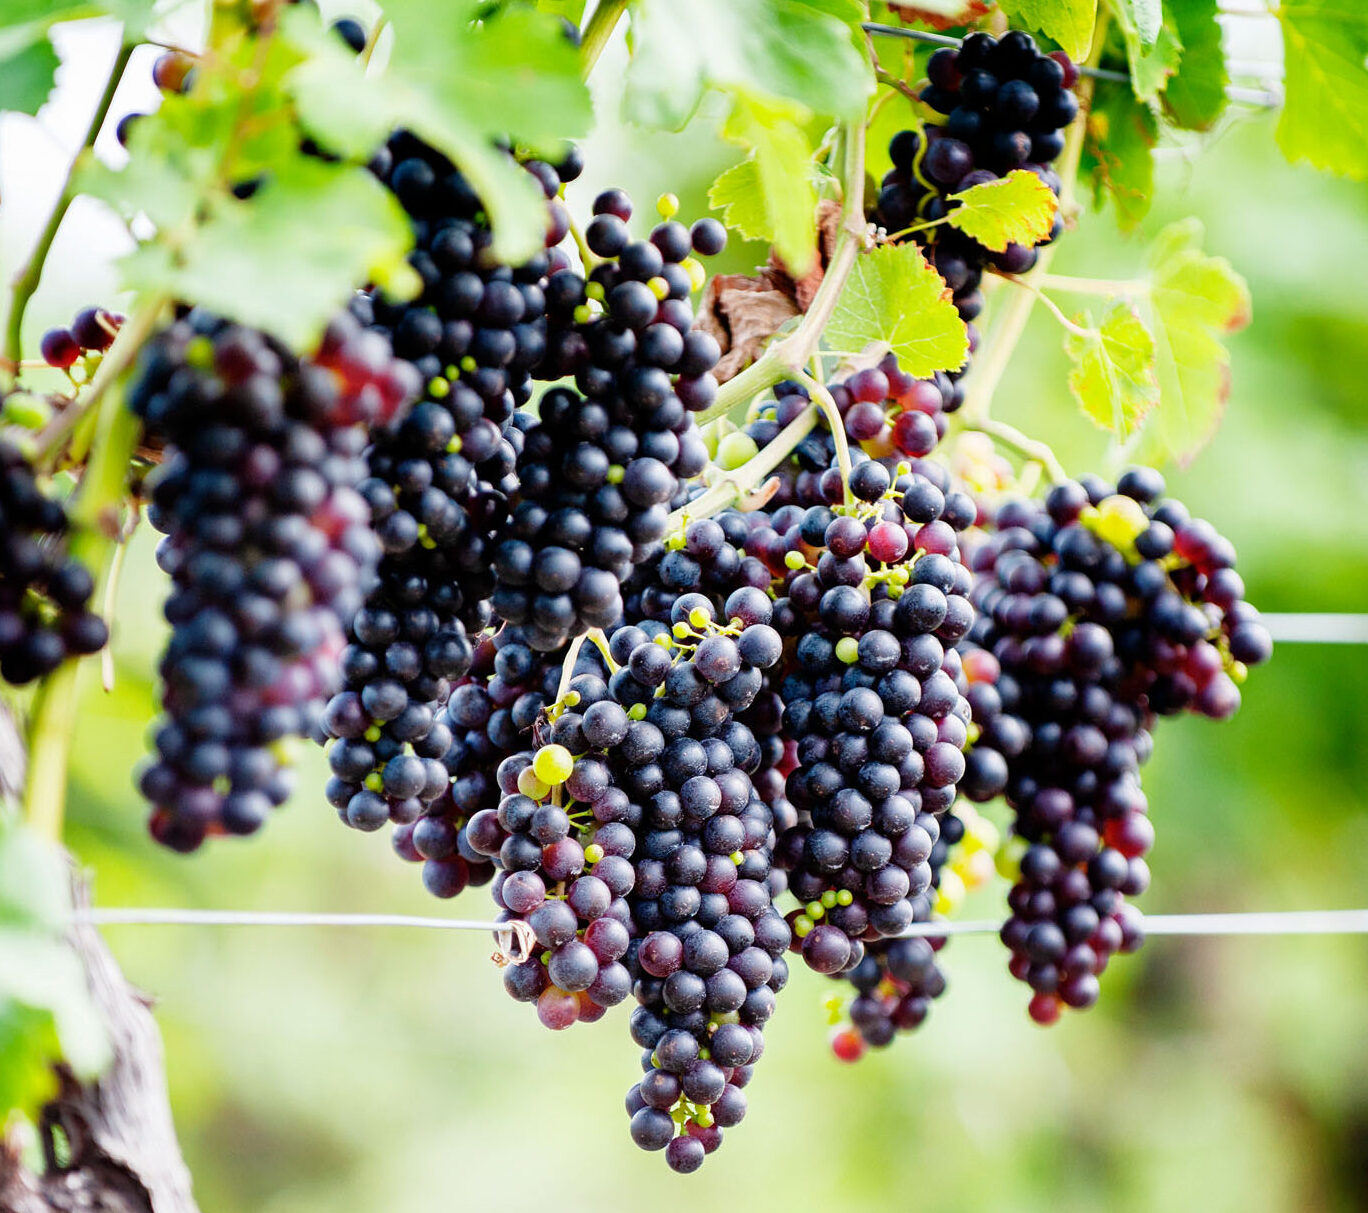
[699,117,868,425]
[5,43,133,374]
[579,0,627,78]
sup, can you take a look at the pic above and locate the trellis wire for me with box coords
[860,21,1284,108]
[80,907,1368,940]
[75,615,1367,945]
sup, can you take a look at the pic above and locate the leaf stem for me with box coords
[793,369,853,507]
[699,118,868,424]
[961,416,1067,484]
[5,43,133,374]
[579,0,627,78]
[1001,275,1096,338]
[1037,273,1148,297]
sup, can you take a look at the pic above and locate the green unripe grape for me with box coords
[716,431,760,470]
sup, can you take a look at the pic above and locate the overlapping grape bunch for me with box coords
[0,441,109,684]
[962,469,1272,1022]
[85,49,1275,1170]
[875,29,1078,321]
[318,133,577,827]
[131,309,420,849]
[490,193,724,649]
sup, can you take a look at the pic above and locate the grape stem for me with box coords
[666,403,819,525]
[579,0,628,78]
[21,295,167,842]
[555,634,588,706]
[793,369,853,507]
[4,42,133,375]
[697,117,868,425]
[586,628,618,674]
[962,416,1067,485]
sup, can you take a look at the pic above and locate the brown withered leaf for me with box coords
[698,202,850,383]
[888,1,992,32]
[697,273,800,383]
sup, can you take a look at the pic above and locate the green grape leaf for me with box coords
[535,0,586,22]
[1277,2,1368,179]
[1066,301,1158,437]
[0,27,59,116]
[0,0,166,37]
[998,0,1096,60]
[827,243,968,377]
[285,0,590,262]
[0,1002,62,1122]
[712,93,819,275]
[116,159,417,347]
[1111,0,1161,45]
[1134,218,1251,464]
[623,0,872,131]
[0,826,110,1125]
[1163,0,1228,130]
[1083,81,1157,230]
[944,169,1059,253]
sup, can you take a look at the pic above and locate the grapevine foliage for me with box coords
[2,0,1355,1175]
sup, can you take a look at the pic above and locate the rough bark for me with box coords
[0,705,199,1213]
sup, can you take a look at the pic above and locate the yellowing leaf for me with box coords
[945,170,1059,253]
[1135,219,1251,465]
[827,244,968,377]
[1066,301,1158,437]
[998,0,1097,60]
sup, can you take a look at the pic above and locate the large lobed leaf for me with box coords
[1066,301,1159,438]
[1135,218,1251,465]
[945,169,1059,253]
[286,0,590,265]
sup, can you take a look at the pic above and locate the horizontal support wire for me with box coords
[861,22,1283,107]
[1261,613,1368,644]
[80,907,1368,940]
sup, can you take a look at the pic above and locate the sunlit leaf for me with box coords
[1066,301,1158,437]
[827,243,968,377]
[945,169,1058,253]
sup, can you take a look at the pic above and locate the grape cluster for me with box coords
[0,442,109,685]
[771,466,977,975]
[616,600,789,1172]
[390,628,575,896]
[875,30,1077,320]
[491,190,725,650]
[965,469,1272,1020]
[39,307,125,371]
[320,131,576,822]
[131,310,419,849]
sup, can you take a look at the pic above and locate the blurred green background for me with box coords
[7,21,1368,1213]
